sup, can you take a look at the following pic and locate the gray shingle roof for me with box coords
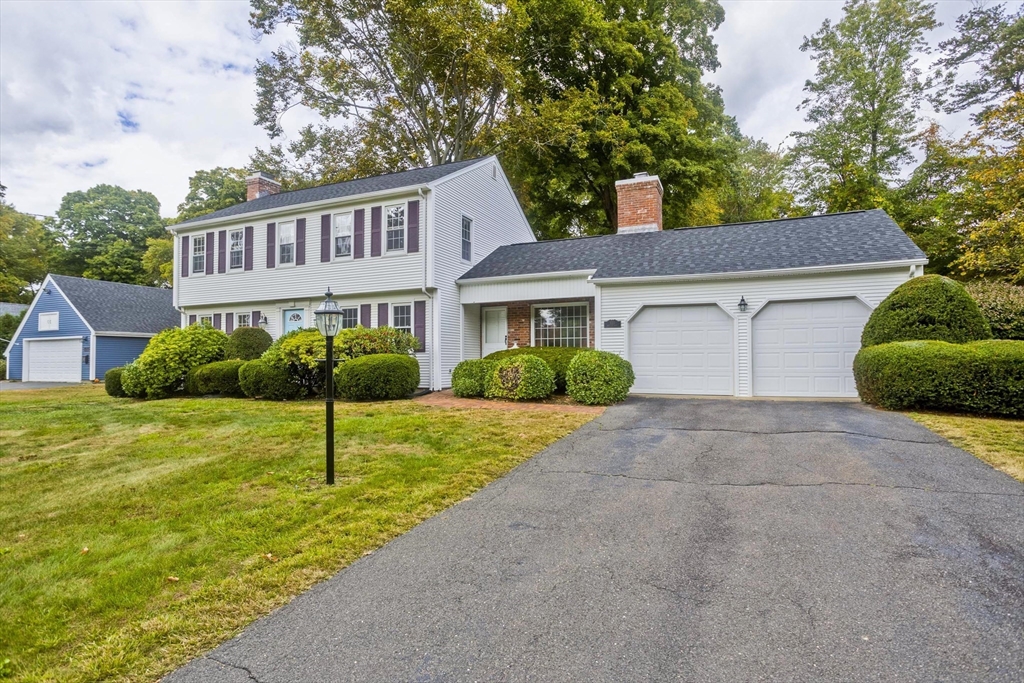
[0,302,28,317]
[172,157,487,227]
[460,210,925,281]
[50,275,179,334]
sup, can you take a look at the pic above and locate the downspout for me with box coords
[418,187,437,390]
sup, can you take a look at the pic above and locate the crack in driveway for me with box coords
[206,655,264,683]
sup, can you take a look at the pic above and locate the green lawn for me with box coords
[908,411,1024,483]
[0,385,594,682]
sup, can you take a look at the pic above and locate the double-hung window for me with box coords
[334,212,352,258]
[340,307,359,329]
[192,234,206,274]
[278,221,295,265]
[461,216,472,261]
[229,229,244,269]
[533,304,588,348]
[236,312,251,328]
[392,304,412,335]
[385,205,405,252]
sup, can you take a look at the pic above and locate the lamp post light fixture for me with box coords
[314,288,344,485]
[258,314,269,329]
[738,296,748,313]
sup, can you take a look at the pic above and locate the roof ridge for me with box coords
[50,273,168,292]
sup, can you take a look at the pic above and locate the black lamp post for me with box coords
[314,288,343,485]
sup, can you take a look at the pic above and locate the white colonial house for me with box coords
[169,157,927,397]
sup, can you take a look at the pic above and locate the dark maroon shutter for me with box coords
[244,226,253,270]
[360,304,371,327]
[213,313,222,330]
[353,209,365,259]
[414,300,426,351]
[226,312,234,334]
[218,230,227,273]
[205,232,214,274]
[370,206,382,257]
[180,235,189,277]
[251,310,261,328]
[266,223,276,268]
[188,314,197,325]
[320,214,331,262]
[408,200,420,253]
[296,218,306,265]
[378,303,388,327]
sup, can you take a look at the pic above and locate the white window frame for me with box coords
[38,312,59,331]
[235,312,252,328]
[461,214,472,261]
[385,204,406,254]
[278,220,296,266]
[199,315,213,327]
[229,229,244,270]
[333,212,353,260]
[391,302,413,335]
[530,302,590,348]
[339,307,359,329]
[192,234,206,275]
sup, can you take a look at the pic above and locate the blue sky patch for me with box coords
[117,110,139,132]
[81,158,108,169]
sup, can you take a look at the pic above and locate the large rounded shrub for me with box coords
[238,359,300,400]
[120,324,227,399]
[861,275,992,347]
[261,328,327,398]
[104,367,126,397]
[565,351,635,405]
[186,360,246,396]
[484,346,585,392]
[485,354,555,401]
[965,280,1024,340]
[451,359,496,398]
[335,354,420,400]
[224,326,273,360]
[853,339,1023,416]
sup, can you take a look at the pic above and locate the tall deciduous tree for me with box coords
[176,167,248,223]
[0,200,54,302]
[789,0,938,214]
[717,136,798,224]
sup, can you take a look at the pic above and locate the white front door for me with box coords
[283,309,305,334]
[629,305,734,395]
[481,307,507,357]
[24,338,82,382]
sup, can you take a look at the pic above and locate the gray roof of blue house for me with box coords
[49,275,179,334]
[172,157,487,227]
[460,210,925,281]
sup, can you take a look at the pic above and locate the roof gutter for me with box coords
[587,259,929,286]
[457,269,597,286]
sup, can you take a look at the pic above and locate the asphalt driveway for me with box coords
[166,398,1024,682]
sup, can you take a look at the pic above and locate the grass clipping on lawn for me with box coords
[908,412,1024,483]
[0,385,596,682]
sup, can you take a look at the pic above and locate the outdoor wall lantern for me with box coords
[258,314,269,329]
[314,288,343,485]
[738,296,748,312]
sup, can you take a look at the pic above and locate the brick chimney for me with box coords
[246,172,281,201]
[615,172,663,233]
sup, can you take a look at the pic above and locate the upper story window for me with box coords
[392,304,412,335]
[192,234,206,274]
[461,215,472,261]
[334,212,353,258]
[38,312,59,331]
[386,205,405,252]
[229,229,244,269]
[533,304,588,348]
[340,307,359,329]
[236,312,251,328]
[279,221,295,265]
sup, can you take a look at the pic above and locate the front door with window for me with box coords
[283,309,305,334]
[482,307,507,357]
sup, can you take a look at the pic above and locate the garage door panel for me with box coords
[25,338,82,382]
[813,352,842,369]
[630,305,734,395]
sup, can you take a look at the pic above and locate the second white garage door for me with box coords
[630,305,733,395]
[752,298,870,397]
[24,338,83,383]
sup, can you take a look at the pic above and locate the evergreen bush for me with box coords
[335,354,420,400]
[238,359,300,400]
[484,346,586,392]
[861,275,992,347]
[565,351,635,405]
[104,367,126,397]
[451,359,496,398]
[185,360,246,396]
[224,326,273,360]
[484,354,555,401]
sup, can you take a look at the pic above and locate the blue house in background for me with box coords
[4,274,179,382]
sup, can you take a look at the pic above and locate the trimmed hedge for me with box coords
[121,324,227,399]
[186,360,246,396]
[104,367,126,397]
[862,275,992,347]
[260,328,327,398]
[484,346,586,392]
[225,326,273,360]
[239,359,300,400]
[965,280,1024,340]
[565,351,635,405]
[335,354,420,400]
[336,326,419,357]
[485,354,555,401]
[451,359,496,398]
[853,340,1024,417]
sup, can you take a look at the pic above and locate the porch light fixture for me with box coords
[258,314,269,329]
[738,296,748,312]
[314,288,343,485]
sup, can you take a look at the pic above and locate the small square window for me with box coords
[229,229,244,269]
[279,221,295,265]
[340,307,359,329]
[392,304,412,335]
[386,205,405,252]
[199,315,213,327]
[38,312,59,331]
[192,235,206,274]
[236,313,251,328]
[461,216,472,261]
[334,213,353,258]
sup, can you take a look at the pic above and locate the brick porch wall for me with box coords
[489,297,595,350]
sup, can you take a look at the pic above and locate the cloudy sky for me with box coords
[0,0,1013,218]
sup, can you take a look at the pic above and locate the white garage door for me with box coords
[752,298,870,397]
[630,305,733,395]
[25,338,82,382]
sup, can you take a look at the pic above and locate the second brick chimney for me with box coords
[246,172,282,201]
[615,172,663,234]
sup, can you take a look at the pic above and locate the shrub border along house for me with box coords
[485,355,556,401]
[565,350,636,405]
[484,347,585,393]
[335,354,420,401]
[451,359,496,398]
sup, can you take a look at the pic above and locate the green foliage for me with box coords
[104,367,126,398]
[120,324,227,399]
[81,238,151,286]
[966,280,1024,340]
[238,359,300,400]
[862,275,992,347]
[854,340,1024,417]
[335,354,420,401]
[175,167,248,223]
[186,360,246,397]
[0,358,6,380]
[141,237,174,288]
[0,202,53,302]
[565,350,635,405]
[484,346,585,392]
[717,136,800,224]
[260,328,327,398]
[451,359,496,398]
[225,326,273,360]
[0,311,25,355]
[335,325,420,358]
[485,354,555,400]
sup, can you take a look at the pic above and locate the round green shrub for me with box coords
[862,275,992,347]
[965,280,1024,340]
[224,326,273,360]
[336,326,420,357]
[485,354,555,401]
[853,339,1023,416]
[565,350,635,405]
[104,367,126,397]
[451,359,496,398]
[261,328,327,398]
[238,359,300,400]
[120,324,227,399]
[186,360,246,396]
[484,346,586,392]
[335,354,420,400]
